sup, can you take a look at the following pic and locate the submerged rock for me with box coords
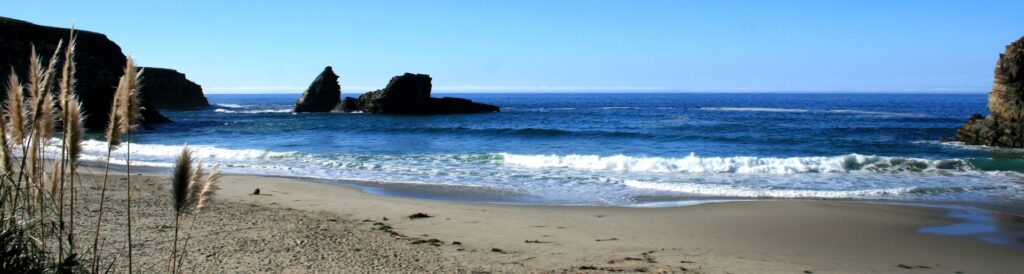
[345,73,499,114]
[294,66,341,113]
[0,16,170,129]
[138,67,209,110]
[956,35,1024,147]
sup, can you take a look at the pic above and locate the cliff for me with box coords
[956,36,1024,147]
[0,16,170,129]
[138,67,209,110]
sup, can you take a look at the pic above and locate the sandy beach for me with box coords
[69,165,1024,273]
[6,3,1024,274]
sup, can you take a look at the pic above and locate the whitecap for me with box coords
[498,153,975,175]
[826,109,929,118]
[214,108,292,114]
[700,107,808,113]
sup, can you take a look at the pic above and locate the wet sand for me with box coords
[74,168,1024,273]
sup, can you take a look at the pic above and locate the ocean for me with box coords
[76,93,1024,213]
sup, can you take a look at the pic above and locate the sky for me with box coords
[4,0,1024,94]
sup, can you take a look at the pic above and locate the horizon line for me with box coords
[203,90,991,95]
[204,85,989,94]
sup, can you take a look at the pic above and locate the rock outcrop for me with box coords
[341,73,499,114]
[0,16,170,129]
[139,67,209,110]
[956,36,1024,148]
[294,66,341,112]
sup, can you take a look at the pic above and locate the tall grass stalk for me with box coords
[167,147,218,274]
[92,56,139,273]
[176,164,218,271]
[27,41,61,251]
[169,146,192,274]
[121,62,142,274]
[57,27,79,260]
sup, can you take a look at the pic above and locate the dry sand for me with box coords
[71,166,1024,273]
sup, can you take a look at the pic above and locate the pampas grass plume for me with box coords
[195,165,220,212]
[5,71,25,145]
[172,145,193,213]
[65,95,83,163]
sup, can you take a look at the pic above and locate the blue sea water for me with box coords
[80,93,1024,212]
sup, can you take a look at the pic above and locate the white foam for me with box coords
[928,141,1024,152]
[511,108,577,112]
[214,108,292,114]
[215,103,246,108]
[73,139,298,162]
[622,179,913,198]
[499,153,974,174]
[700,107,809,113]
[826,109,928,118]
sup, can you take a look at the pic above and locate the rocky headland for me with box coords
[956,35,1024,147]
[0,16,175,128]
[138,67,210,110]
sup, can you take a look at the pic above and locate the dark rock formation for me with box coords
[0,17,170,129]
[139,67,209,110]
[339,97,361,112]
[342,73,499,114]
[294,66,341,112]
[956,36,1024,148]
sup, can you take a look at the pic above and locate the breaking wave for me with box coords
[700,107,809,113]
[498,153,976,174]
[214,108,292,114]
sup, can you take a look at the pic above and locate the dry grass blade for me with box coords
[39,40,63,97]
[105,57,141,147]
[188,164,220,213]
[172,146,193,213]
[195,165,220,212]
[36,90,54,141]
[5,70,25,144]
[26,46,41,102]
[64,96,83,163]
[0,114,8,177]
[60,30,77,108]
[184,160,205,212]
[0,77,9,176]
[117,58,141,134]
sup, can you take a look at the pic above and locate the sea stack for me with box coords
[138,67,210,110]
[955,35,1024,148]
[341,73,499,114]
[294,66,341,113]
[0,16,170,129]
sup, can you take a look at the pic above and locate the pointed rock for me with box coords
[295,66,341,112]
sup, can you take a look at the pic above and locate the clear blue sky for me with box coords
[5,0,1024,94]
